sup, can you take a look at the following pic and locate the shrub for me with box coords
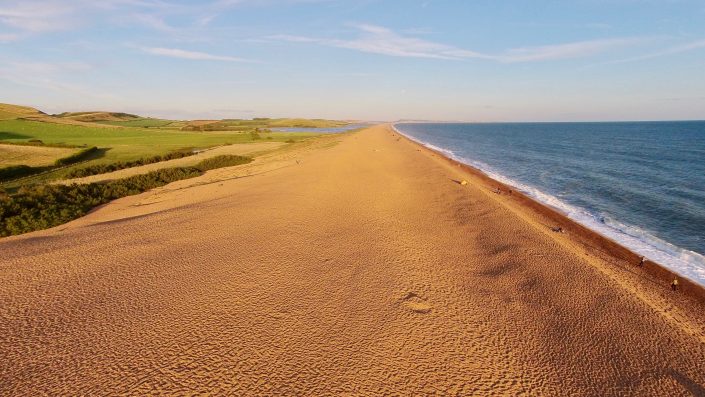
[55,146,98,166]
[0,165,48,182]
[0,167,203,237]
[66,149,196,179]
[195,155,252,171]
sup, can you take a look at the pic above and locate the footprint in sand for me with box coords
[401,292,432,314]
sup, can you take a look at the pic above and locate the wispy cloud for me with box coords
[605,38,705,64]
[0,0,332,39]
[130,13,178,33]
[0,60,115,100]
[0,0,189,38]
[271,24,491,60]
[271,24,644,63]
[141,47,255,62]
[500,38,644,62]
[0,1,79,34]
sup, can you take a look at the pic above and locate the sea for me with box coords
[394,121,705,287]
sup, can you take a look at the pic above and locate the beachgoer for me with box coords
[671,278,679,291]
[638,256,645,267]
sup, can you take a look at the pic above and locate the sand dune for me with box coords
[1,125,704,395]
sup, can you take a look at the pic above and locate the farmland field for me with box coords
[0,119,318,163]
[0,144,79,167]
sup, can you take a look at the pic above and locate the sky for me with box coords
[1,0,705,122]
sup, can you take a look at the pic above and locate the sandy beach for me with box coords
[1,125,704,395]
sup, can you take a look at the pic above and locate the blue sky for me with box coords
[1,0,704,121]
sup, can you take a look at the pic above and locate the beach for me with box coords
[1,124,704,395]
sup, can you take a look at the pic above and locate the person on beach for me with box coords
[671,278,679,291]
[639,256,645,267]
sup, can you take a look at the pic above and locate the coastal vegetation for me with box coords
[0,146,101,182]
[194,155,252,170]
[65,149,196,178]
[0,102,343,236]
[0,167,203,237]
[0,155,253,237]
[0,103,334,187]
[54,146,98,166]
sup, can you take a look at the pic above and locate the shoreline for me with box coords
[3,124,705,394]
[391,124,705,304]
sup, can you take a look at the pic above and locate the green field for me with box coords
[0,118,319,188]
[97,118,178,128]
[0,102,351,190]
[0,119,317,162]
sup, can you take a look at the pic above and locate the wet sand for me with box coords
[1,125,704,395]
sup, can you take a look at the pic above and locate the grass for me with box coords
[0,119,317,162]
[0,119,316,189]
[0,147,104,183]
[195,155,253,170]
[0,167,204,237]
[213,118,349,129]
[98,118,177,128]
[0,153,256,237]
[66,149,196,178]
[56,111,140,122]
[0,144,78,167]
[266,118,349,128]
[0,103,45,120]
[54,146,99,166]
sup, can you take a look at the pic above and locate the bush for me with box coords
[0,167,203,237]
[196,155,252,171]
[55,146,98,166]
[0,165,50,182]
[0,154,257,236]
[66,149,196,179]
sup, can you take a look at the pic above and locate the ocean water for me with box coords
[394,122,705,287]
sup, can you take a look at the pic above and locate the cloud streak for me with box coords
[0,0,192,39]
[271,24,645,63]
[142,47,254,62]
[271,24,491,60]
[0,60,115,100]
[606,38,705,64]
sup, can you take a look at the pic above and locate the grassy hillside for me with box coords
[180,118,349,131]
[56,111,140,122]
[0,103,123,128]
[0,119,317,162]
[0,117,318,188]
[98,118,177,128]
[266,118,349,128]
[0,103,349,189]
[0,103,46,120]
